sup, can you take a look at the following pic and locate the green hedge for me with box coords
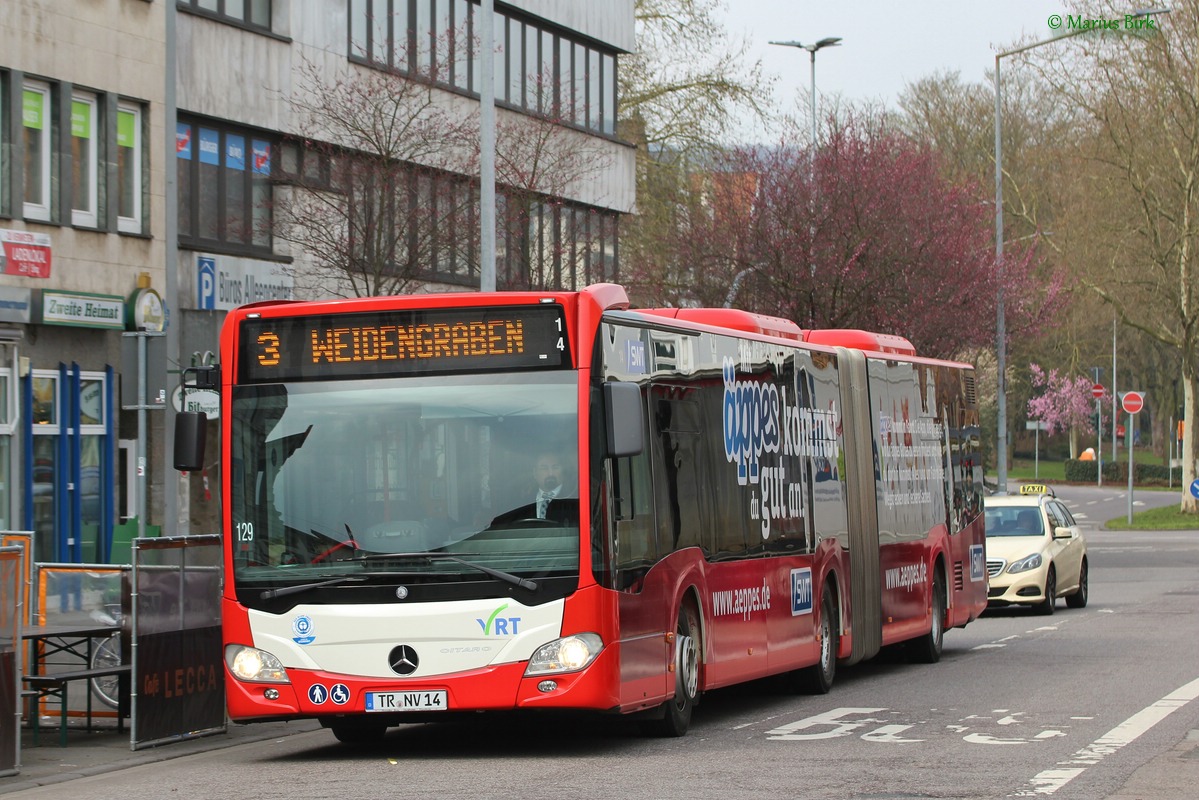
[1063,459,1183,486]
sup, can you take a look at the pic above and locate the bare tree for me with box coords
[620,0,775,306]
[272,54,475,297]
[275,42,612,297]
[1032,0,1199,509]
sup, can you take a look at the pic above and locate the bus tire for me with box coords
[330,720,388,744]
[792,585,838,694]
[909,568,945,664]
[645,602,701,738]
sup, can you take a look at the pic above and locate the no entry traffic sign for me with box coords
[1091,383,1105,399]
[1121,391,1145,415]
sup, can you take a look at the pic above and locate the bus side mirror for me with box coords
[174,411,207,471]
[604,382,644,458]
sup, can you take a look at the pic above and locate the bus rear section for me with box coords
[180,284,986,742]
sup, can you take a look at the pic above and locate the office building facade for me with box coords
[1,0,634,561]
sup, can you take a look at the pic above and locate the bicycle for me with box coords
[88,605,123,710]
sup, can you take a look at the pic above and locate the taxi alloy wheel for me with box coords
[1036,567,1057,616]
[1066,558,1089,609]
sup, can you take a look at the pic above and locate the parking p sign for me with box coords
[198,256,216,310]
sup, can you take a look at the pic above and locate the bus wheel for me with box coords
[330,721,388,744]
[793,585,838,694]
[645,603,701,737]
[909,569,945,664]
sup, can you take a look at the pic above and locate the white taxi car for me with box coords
[984,484,1088,614]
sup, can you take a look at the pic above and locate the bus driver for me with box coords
[492,448,578,525]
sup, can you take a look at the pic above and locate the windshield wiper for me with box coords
[362,552,538,591]
[259,575,367,600]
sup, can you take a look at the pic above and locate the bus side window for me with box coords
[613,447,659,591]
[650,390,710,555]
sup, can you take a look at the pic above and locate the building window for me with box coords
[116,103,143,233]
[22,82,51,221]
[601,53,615,135]
[493,199,618,291]
[348,2,618,137]
[71,93,99,227]
[182,0,271,31]
[178,119,274,253]
[0,369,11,530]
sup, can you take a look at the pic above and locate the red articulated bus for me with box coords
[175,283,987,742]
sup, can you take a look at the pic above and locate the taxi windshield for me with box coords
[985,506,1046,537]
[229,372,580,590]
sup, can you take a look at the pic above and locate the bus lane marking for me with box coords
[765,707,888,740]
[974,634,1020,650]
[860,724,924,743]
[1012,675,1199,796]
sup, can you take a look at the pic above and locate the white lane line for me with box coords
[1012,675,1199,796]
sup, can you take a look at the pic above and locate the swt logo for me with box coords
[476,604,522,636]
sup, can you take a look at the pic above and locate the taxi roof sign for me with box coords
[1019,484,1055,497]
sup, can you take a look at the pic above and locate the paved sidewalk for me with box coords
[1104,729,1199,800]
[0,716,322,794]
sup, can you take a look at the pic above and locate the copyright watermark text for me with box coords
[1047,13,1159,31]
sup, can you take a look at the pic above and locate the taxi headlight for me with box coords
[225,644,290,683]
[1007,553,1043,574]
[525,633,603,676]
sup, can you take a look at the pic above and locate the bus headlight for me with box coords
[1007,553,1043,574]
[225,644,290,683]
[525,633,603,676]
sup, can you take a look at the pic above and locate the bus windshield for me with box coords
[229,371,580,590]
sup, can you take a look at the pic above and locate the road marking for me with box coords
[974,634,1021,651]
[765,707,887,740]
[1012,675,1199,796]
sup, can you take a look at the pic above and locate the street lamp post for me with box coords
[992,7,1168,494]
[770,38,841,276]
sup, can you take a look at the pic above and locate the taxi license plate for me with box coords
[365,690,448,712]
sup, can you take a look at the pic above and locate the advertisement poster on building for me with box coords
[0,229,52,278]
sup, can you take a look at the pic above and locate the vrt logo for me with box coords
[476,604,521,636]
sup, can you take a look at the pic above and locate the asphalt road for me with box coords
[7,487,1197,800]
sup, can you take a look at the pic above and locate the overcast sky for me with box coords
[714,0,1072,129]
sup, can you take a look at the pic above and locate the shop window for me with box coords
[32,374,57,426]
[31,372,59,562]
[28,370,109,563]
[0,370,11,531]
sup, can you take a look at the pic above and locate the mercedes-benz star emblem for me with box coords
[388,644,419,676]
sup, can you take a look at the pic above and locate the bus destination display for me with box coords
[238,305,570,382]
